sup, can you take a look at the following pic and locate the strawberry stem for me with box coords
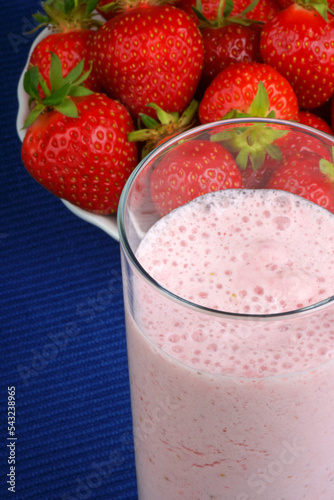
[128,100,198,158]
[296,0,334,21]
[220,82,277,122]
[320,156,334,181]
[211,124,288,170]
[100,0,178,14]
[30,0,102,33]
[193,0,262,28]
[217,0,226,24]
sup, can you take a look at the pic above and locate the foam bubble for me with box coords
[273,216,291,230]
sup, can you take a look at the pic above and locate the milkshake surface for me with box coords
[123,189,334,499]
[135,189,334,377]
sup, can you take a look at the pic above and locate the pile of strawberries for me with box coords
[21,0,334,215]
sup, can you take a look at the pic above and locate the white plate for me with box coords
[16,25,119,241]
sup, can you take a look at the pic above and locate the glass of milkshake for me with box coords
[117,118,334,500]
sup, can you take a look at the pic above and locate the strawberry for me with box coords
[299,111,333,135]
[200,25,261,85]
[273,129,332,162]
[210,117,289,185]
[266,151,334,213]
[210,117,332,189]
[30,32,102,94]
[21,54,138,214]
[89,3,204,119]
[178,0,280,25]
[198,62,299,124]
[150,139,242,216]
[260,3,334,109]
[194,0,262,85]
[29,0,102,94]
[235,124,332,187]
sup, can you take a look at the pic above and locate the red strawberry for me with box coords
[21,55,138,214]
[198,62,299,124]
[29,0,102,94]
[260,4,334,109]
[89,4,204,119]
[30,31,102,94]
[195,0,262,86]
[273,129,332,162]
[266,152,334,213]
[209,118,290,188]
[178,0,280,25]
[201,25,261,85]
[299,111,333,135]
[238,124,333,187]
[150,139,242,216]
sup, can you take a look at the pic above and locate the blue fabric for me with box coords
[1,2,137,498]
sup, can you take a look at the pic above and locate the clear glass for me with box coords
[118,118,334,499]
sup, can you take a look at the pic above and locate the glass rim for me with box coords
[117,117,334,322]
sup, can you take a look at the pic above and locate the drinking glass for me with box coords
[118,118,334,500]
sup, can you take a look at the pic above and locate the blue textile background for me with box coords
[1,2,137,498]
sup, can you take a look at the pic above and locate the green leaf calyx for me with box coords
[211,123,288,171]
[30,0,102,33]
[128,100,199,158]
[23,52,93,128]
[193,0,263,29]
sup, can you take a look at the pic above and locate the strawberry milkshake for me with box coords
[121,188,334,500]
